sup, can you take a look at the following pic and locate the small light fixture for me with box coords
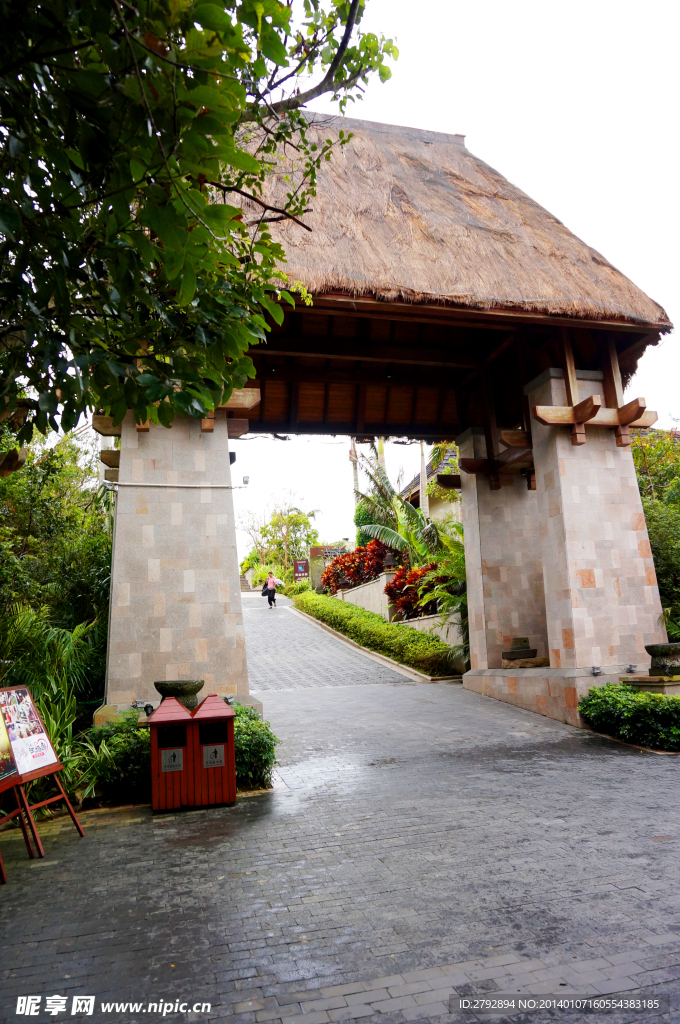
[243,475,249,485]
[384,551,397,570]
[592,666,602,676]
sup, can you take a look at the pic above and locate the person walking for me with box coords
[265,571,284,608]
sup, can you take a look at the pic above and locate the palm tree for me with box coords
[354,448,443,565]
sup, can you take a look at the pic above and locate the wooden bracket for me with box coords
[533,332,656,443]
[499,429,532,449]
[136,420,150,433]
[201,410,215,433]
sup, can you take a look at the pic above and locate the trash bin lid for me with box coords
[192,695,236,721]
[148,697,193,724]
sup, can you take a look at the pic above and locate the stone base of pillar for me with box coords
[463,667,628,727]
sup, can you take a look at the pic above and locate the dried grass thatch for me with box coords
[251,114,670,328]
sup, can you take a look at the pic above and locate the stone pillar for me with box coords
[102,411,254,717]
[527,368,666,672]
[458,427,548,670]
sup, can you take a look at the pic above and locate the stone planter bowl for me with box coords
[154,679,204,710]
[644,642,680,677]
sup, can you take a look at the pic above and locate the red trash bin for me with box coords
[148,695,236,811]
[191,695,236,808]
[149,697,193,812]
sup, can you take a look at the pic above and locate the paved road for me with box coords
[1,597,679,1023]
[242,593,408,690]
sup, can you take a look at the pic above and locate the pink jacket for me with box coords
[267,576,284,590]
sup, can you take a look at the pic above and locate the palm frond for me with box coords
[359,524,408,551]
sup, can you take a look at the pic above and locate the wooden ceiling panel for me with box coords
[297,383,325,422]
[263,381,289,422]
[365,386,387,424]
[327,383,356,422]
[386,386,414,424]
[413,388,439,424]
[300,314,329,337]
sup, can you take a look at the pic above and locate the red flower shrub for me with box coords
[384,563,439,619]
[321,540,388,595]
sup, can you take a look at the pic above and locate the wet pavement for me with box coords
[1,600,679,1023]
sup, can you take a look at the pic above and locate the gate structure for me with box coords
[98,114,672,724]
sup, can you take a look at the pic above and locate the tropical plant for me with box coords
[384,562,438,619]
[355,450,440,566]
[0,0,397,442]
[632,429,680,503]
[321,539,387,595]
[260,501,319,571]
[353,499,374,547]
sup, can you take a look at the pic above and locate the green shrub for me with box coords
[293,591,457,676]
[88,711,152,803]
[233,704,279,789]
[281,579,311,597]
[579,683,680,750]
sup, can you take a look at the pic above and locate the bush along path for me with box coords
[579,683,680,751]
[292,592,458,677]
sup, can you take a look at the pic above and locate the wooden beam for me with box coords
[478,360,501,459]
[500,429,532,449]
[258,341,477,369]
[99,450,120,468]
[436,473,461,490]
[560,328,584,445]
[136,420,150,433]
[201,410,215,433]
[602,336,631,447]
[92,414,121,436]
[307,295,667,334]
[618,397,647,425]
[218,388,261,411]
[532,406,657,428]
[495,446,533,468]
[227,419,249,437]
[573,394,602,423]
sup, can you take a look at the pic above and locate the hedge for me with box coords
[579,683,680,751]
[293,591,456,676]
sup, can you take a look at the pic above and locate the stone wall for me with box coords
[458,427,548,670]
[335,572,396,620]
[105,411,251,713]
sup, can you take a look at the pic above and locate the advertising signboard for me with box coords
[0,687,59,785]
[0,711,17,786]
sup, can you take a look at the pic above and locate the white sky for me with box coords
[232,0,680,562]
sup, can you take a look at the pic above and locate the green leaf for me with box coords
[0,201,20,239]
[178,264,197,306]
[260,27,288,66]
[193,4,233,32]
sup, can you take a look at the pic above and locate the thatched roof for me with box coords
[253,114,670,328]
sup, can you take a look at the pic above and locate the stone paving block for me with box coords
[346,991,387,1006]
[368,995,417,1012]
[402,1002,449,1020]
[604,949,651,966]
[592,978,640,994]
[327,1007,374,1022]
[362,976,404,991]
[386,982,433,998]
[602,962,642,980]
[400,968,445,983]
[282,1013,330,1024]
[301,997,349,1012]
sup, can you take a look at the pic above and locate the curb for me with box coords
[288,607,463,685]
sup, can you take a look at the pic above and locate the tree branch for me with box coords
[205,182,313,232]
[270,0,362,114]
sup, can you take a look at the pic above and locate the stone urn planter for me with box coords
[644,642,680,678]
[154,679,204,710]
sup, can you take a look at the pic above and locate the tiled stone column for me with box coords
[527,368,666,671]
[104,411,253,714]
[458,427,548,670]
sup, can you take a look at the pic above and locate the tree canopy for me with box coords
[0,0,396,441]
